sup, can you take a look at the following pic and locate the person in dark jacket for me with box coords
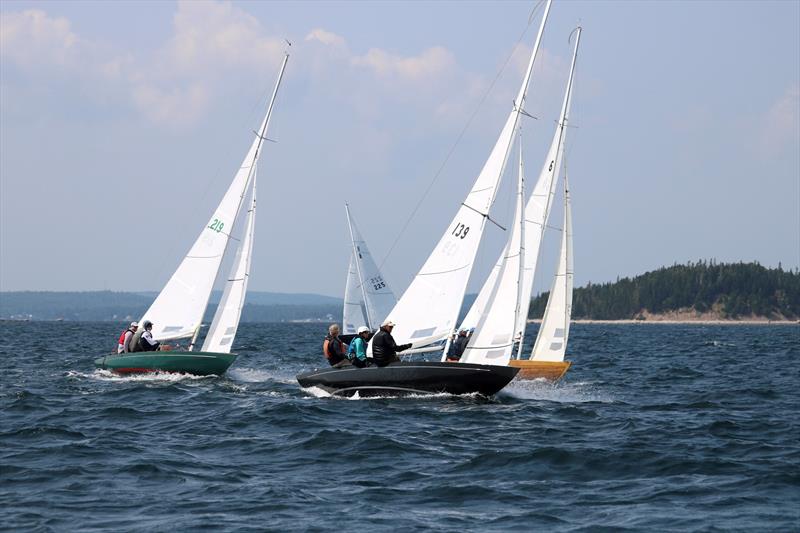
[446,329,470,361]
[371,320,412,367]
[138,320,161,352]
[322,324,350,367]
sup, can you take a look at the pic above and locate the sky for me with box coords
[1,0,798,298]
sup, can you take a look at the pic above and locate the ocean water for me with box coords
[1,321,798,532]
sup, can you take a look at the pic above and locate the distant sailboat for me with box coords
[297,0,553,396]
[95,53,289,375]
[342,204,396,338]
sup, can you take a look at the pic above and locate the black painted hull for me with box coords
[296,361,519,397]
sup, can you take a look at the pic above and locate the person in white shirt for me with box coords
[138,320,161,352]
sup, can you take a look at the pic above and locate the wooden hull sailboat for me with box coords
[508,359,571,381]
[96,52,290,376]
[94,351,237,376]
[297,362,519,397]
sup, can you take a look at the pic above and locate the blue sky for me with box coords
[1,0,798,297]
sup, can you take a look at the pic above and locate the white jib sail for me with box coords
[141,52,289,342]
[514,26,581,351]
[381,0,552,351]
[531,172,573,361]
[343,254,366,335]
[201,175,257,353]
[343,204,396,332]
[460,134,526,365]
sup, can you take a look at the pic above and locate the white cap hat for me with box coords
[357,326,370,334]
[130,321,139,327]
[381,319,396,327]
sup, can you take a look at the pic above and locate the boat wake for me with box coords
[226,367,290,384]
[500,379,614,403]
[67,369,215,383]
[300,386,481,401]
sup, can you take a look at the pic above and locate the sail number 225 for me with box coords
[451,222,470,239]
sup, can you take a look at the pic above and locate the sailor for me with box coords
[117,322,138,353]
[371,320,412,367]
[446,328,470,362]
[322,324,350,368]
[347,326,371,368]
[138,320,161,352]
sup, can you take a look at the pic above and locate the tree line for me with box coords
[529,261,800,320]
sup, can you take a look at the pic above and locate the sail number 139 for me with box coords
[451,222,470,239]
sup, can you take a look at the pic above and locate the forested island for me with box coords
[529,261,800,321]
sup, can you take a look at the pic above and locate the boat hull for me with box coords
[94,351,237,376]
[508,359,571,381]
[297,361,519,397]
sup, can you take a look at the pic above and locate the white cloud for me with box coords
[305,28,346,48]
[132,83,210,127]
[759,84,800,156]
[0,9,80,69]
[352,46,455,82]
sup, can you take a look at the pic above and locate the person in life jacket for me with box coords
[347,326,371,368]
[117,322,138,353]
[322,324,350,368]
[137,320,161,352]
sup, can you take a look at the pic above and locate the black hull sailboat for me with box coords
[297,361,519,397]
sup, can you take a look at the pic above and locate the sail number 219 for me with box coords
[208,218,225,233]
[451,222,470,239]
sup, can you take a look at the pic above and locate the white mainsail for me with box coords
[380,0,552,351]
[201,176,257,353]
[459,134,527,365]
[531,172,573,361]
[342,204,396,333]
[141,52,289,344]
[514,25,581,353]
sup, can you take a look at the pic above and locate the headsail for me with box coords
[381,0,552,350]
[531,171,573,361]
[202,175,257,353]
[343,204,396,332]
[141,52,289,343]
[460,133,527,365]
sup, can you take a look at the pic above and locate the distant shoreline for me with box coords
[528,319,799,325]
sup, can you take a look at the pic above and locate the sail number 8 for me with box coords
[208,219,225,233]
[451,222,470,239]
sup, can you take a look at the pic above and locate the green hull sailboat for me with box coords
[95,351,237,376]
[95,52,290,376]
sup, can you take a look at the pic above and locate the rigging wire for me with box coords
[376,2,546,271]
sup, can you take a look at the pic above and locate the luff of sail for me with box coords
[460,133,527,365]
[141,52,289,343]
[202,175,257,353]
[514,25,581,350]
[343,204,396,333]
[381,0,552,351]
[531,172,572,361]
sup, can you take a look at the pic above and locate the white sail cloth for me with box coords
[532,174,573,361]
[380,0,552,351]
[202,177,257,353]
[342,204,396,333]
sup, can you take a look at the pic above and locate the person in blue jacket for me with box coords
[348,326,371,368]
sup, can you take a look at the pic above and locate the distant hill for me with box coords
[0,291,341,322]
[529,261,800,321]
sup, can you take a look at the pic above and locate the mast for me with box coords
[345,203,373,329]
[514,128,526,360]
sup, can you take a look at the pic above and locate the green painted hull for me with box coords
[94,351,237,376]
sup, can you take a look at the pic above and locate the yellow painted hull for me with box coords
[508,360,571,381]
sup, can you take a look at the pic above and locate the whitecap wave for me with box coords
[66,369,214,383]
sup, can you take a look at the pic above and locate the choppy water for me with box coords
[1,321,798,531]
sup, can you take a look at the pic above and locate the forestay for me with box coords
[531,173,573,361]
[342,204,396,333]
[140,52,289,343]
[382,0,552,351]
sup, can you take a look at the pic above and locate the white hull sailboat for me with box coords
[96,53,290,375]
